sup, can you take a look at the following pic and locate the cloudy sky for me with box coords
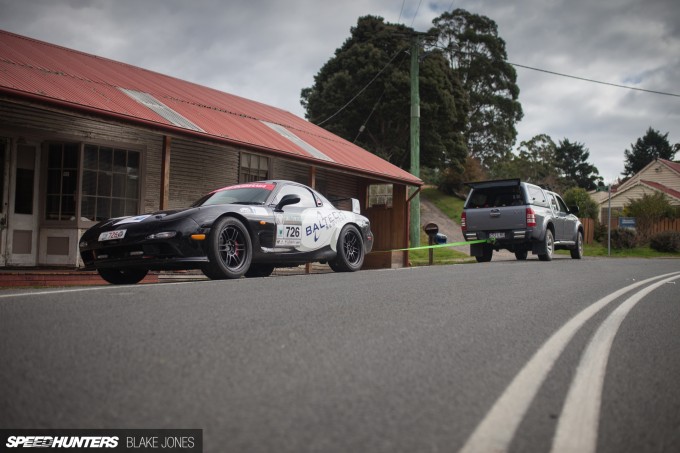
[1,0,678,183]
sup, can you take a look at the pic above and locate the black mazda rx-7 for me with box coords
[79,180,374,284]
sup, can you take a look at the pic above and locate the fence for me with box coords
[585,217,680,244]
[580,218,595,244]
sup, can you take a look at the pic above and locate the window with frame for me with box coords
[239,153,269,183]
[46,143,79,221]
[81,145,140,221]
[368,184,393,208]
[272,185,317,208]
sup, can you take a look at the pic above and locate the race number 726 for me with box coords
[285,226,300,238]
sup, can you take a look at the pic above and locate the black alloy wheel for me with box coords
[203,217,252,279]
[330,224,365,272]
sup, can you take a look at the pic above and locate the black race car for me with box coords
[79,180,374,284]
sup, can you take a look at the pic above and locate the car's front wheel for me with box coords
[98,268,148,285]
[330,224,365,272]
[570,231,584,259]
[203,217,252,279]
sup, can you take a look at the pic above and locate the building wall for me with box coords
[168,138,240,208]
[0,98,408,269]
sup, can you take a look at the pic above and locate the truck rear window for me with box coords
[466,186,525,208]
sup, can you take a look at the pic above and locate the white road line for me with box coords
[0,280,201,299]
[550,273,679,453]
[458,271,680,453]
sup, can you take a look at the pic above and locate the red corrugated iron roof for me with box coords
[640,180,680,201]
[659,159,680,176]
[0,29,422,186]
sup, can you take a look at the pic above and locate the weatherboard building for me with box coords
[0,30,422,269]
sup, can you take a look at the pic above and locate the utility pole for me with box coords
[409,35,421,247]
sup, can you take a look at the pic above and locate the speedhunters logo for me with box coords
[1,430,202,452]
[6,436,118,448]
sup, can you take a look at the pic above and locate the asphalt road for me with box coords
[1,257,679,453]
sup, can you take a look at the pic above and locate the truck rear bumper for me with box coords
[464,229,531,242]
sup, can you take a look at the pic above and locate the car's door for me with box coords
[550,193,573,241]
[269,184,319,251]
[554,194,578,241]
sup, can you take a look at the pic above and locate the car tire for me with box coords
[98,268,148,285]
[475,245,493,263]
[245,264,275,278]
[330,224,365,272]
[538,229,554,262]
[570,231,584,259]
[515,250,528,261]
[204,217,252,279]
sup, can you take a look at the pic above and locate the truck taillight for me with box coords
[461,211,467,232]
[526,207,536,227]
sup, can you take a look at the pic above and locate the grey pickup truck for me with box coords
[460,179,584,262]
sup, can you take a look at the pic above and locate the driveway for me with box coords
[420,197,515,260]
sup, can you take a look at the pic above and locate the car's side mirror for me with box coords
[274,194,300,212]
[569,205,580,214]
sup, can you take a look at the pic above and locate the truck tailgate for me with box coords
[466,206,527,231]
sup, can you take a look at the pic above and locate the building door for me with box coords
[6,142,39,266]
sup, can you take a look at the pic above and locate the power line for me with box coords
[509,62,680,98]
[410,0,424,27]
[315,48,406,127]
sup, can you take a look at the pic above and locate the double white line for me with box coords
[460,271,680,453]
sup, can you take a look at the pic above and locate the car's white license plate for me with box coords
[489,232,506,239]
[99,230,127,241]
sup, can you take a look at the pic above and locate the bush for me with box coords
[610,228,638,249]
[594,222,608,243]
[650,231,680,253]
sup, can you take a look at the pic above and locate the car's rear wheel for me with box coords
[475,245,493,263]
[570,231,584,259]
[330,224,364,272]
[245,264,275,278]
[538,229,554,261]
[98,268,148,285]
[204,217,252,279]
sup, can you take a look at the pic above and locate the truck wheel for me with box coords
[515,250,528,261]
[570,231,584,259]
[538,229,554,261]
[476,245,493,263]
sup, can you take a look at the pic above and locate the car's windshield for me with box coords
[192,182,276,207]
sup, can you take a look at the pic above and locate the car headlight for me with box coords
[146,231,177,240]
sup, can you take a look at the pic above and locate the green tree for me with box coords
[490,134,563,189]
[301,16,467,172]
[430,9,523,168]
[563,187,599,221]
[622,127,678,177]
[624,192,677,242]
[555,139,602,190]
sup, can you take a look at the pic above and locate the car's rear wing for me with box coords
[329,197,362,214]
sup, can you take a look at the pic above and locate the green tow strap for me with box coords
[374,238,495,253]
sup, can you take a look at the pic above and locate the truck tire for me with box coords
[570,231,584,259]
[476,245,493,263]
[538,229,554,261]
[515,250,528,261]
